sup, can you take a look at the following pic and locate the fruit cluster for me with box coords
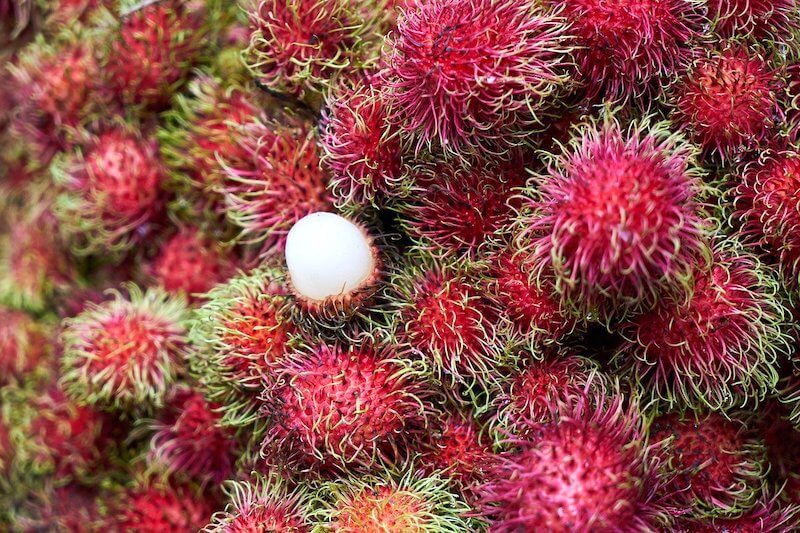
[3,0,800,530]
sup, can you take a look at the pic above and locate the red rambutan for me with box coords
[650,410,767,516]
[106,480,217,532]
[732,149,800,290]
[520,116,709,322]
[673,44,782,162]
[676,492,800,532]
[12,483,102,532]
[261,341,432,474]
[707,0,798,40]
[61,285,190,412]
[203,474,312,532]
[53,124,167,256]
[615,245,790,411]
[0,307,51,385]
[383,0,570,153]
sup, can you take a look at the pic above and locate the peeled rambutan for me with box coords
[53,124,167,256]
[383,0,569,152]
[552,0,703,101]
[650,410,767,516]
[673,44,782,162]
[244,0,383,101]
[203,473,312,532]
[147,386,237,485]
[189,267,298,429]
[311,468,471,531]
[615,245,790,411]
[61,285,190,412]
[261,341,432,474]
[520,116,709,322]
[0,307,51,385]
[103,0,209,110]
[320,78,405,207]
[676,492,800,532]
[106,480,216,531]
[222,120,333,258]
[399,154,526,258]
[146,227,235,301]
[477,388,668,531]
[732,150,800,290]
[707,0,798,39]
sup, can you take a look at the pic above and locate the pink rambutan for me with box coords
[673,44,782,162]
[203,474,312,532]
[676,492,800,532]
[650,410,767,516]
[732,149,800,290]
[53,124,167,256]
[520,116,709,322]
[311,467,471,531]
[320,78,405,207]
[189,267,298,428]
[261,341,432,474]
[103,0,209,110]
[147,386,237,485]
[107,480,217,531]
[707,0,798,39]
[383,0,569,153]
[615,245,790,411]
[477,388,668,531]
[61,285,190,412]
[552,0,703,101]
[0,307,51,385]
[222,120,333,258]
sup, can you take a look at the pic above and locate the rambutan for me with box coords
[53,124,167,257]
[244,0,384,101]
[189,267,298,428]
[320,78,405,207]
[707,0,798,40]
[147,386,237,485]
[383,0,569,153]
[311,467,471,531]
[203,474,312,532]
[676,492,800,532]
[106,480,217,531]
[732,149,800,290]
[650,410,767,516]
[61,285,190,412]
[0,307,51,385]
[779,374,800,429]
[221,120,333,258]
[261,341,432,474]
[520,116,709,322]
[399,154,526,258]
[477,388,668,531]
[615,245,790,411]
[12,483,102,532]
[103,0,209,110]
[672,44,782,162]
[552,0,703,101]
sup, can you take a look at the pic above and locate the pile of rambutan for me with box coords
[6,0,800,530]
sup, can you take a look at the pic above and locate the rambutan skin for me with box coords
[615,246,790,411]
[0,307,51,385]
[552,0,704,101]
[707,0,798,39]
[106,481,217,532]
[521,116,709,322]
[383,0,570,152]
[261,342,433,474]
[60,285,191,412]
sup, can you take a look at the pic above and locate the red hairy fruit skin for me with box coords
[676,493,800,532]
[104,0,208,110]
[0,307,51,385]
[12,484,102,532]
[244,0,384,100]
[733,150,800,290]
[673,44,782,162]
[521,116,708,322]
[553,0,704,101]
[707,0,798,39]
[53,125,166,257]
[148,227,235,300]
[400,154,527,258]
[203,474,312,532]
[384,0,570,153]
[107,481,216,532]
[189,267,298,430]
[222,120,333,258]
[261,342,432,474]
[148,386,238,485]
[477,389,669,532]
[616,247,790,411]
[61,285,190,412]
[321,78,405,207]
[651,411,767,516]
[311,468,471,532]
